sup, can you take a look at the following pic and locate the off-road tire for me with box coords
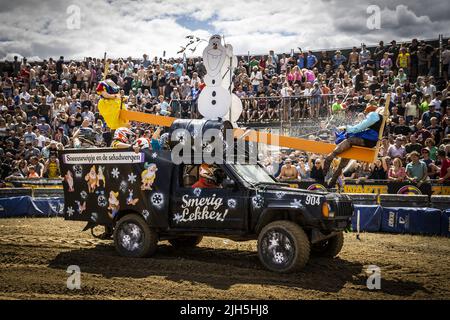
[114,214,158,258]
[258,221,310,273]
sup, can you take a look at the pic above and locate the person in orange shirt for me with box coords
[27,166,40,179]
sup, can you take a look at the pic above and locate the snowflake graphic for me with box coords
[227,199,237,209]
[91,212,98,222]
[119,180,128,193]
[128,173,137,184]
[193,188,202,197]
[111,167,120,179]
[173,212,183,224]
[290,199,302,208]
[151,152,158,159]
[142,210,150,220]
[151,193,164,208]
[252,195,264,209]
[73,165,83,178]
[80,190,88,200]
[66,206,74,217]
[98,195,108,207]
[276,191,286,199]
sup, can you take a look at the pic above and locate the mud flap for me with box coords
[310,229,339,244]
[82,221,97,232]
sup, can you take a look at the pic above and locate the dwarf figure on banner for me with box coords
[141,162,158,190]
[107,191,120,219]
[85,165,98,193]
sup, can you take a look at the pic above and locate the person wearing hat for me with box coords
[323,104,386,188]
[332,50,346,69]
[421,102,441,128]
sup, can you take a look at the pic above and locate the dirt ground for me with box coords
[0,217,448,300]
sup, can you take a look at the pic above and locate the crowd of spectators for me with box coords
[0,37,450,189]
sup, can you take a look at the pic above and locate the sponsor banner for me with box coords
[63,152,144,164]
[292,180,450,195]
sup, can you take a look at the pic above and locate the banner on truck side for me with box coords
[62,152,145,164]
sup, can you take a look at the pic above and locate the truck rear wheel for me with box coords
[258,221,310,273]
[114,214,158,258]
[311,231,344,257]
[169,236,203,249]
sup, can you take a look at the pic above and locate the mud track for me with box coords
[0,217,448,299]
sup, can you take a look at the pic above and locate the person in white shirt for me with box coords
[190,72,200,87]
[279,54,289,74]
[280,82,292,97]
[422,79,436,99]
[250,66,263,93]
[19,88,31,102]
[179,70,190,84]
[430,91,443,113]
[35,129,48,149]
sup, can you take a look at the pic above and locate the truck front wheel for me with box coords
[114,214,158,258]
[311,231,344,258]
[169,236,203,249]
[258,221,310,273]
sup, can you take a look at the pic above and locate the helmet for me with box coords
[113,127,134,144]
[199,164,217,182]
[136,137,150,149]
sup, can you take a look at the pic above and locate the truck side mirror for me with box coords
[222,178,236,189]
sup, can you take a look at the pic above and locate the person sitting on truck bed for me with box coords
[110,126,135,149]
[192,164,221,189]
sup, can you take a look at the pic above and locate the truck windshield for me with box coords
[230,164,277,185]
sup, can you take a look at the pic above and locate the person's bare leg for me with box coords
[323,137,365,174]
[327,158,350,188]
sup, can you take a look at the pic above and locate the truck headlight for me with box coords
[322,202,334,218]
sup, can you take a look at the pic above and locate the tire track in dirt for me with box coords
[0,218,448,299]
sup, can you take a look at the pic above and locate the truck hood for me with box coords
[251,185,352,214]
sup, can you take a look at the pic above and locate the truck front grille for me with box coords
[334,201,353,217]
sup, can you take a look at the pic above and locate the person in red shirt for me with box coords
[437,150,450,183]
[192,164,220,189]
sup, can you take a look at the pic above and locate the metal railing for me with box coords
[166,93,351,123]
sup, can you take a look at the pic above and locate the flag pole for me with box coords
[103,52,108,80]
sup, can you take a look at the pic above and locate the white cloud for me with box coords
[0,0,448,61]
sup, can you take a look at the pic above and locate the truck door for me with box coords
[169,164,247,231]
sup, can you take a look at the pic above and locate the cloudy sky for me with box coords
[0,0,448,61]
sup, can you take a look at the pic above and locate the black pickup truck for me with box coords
[59,121,353,273]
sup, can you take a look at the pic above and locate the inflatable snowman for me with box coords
[198,35,242,125]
